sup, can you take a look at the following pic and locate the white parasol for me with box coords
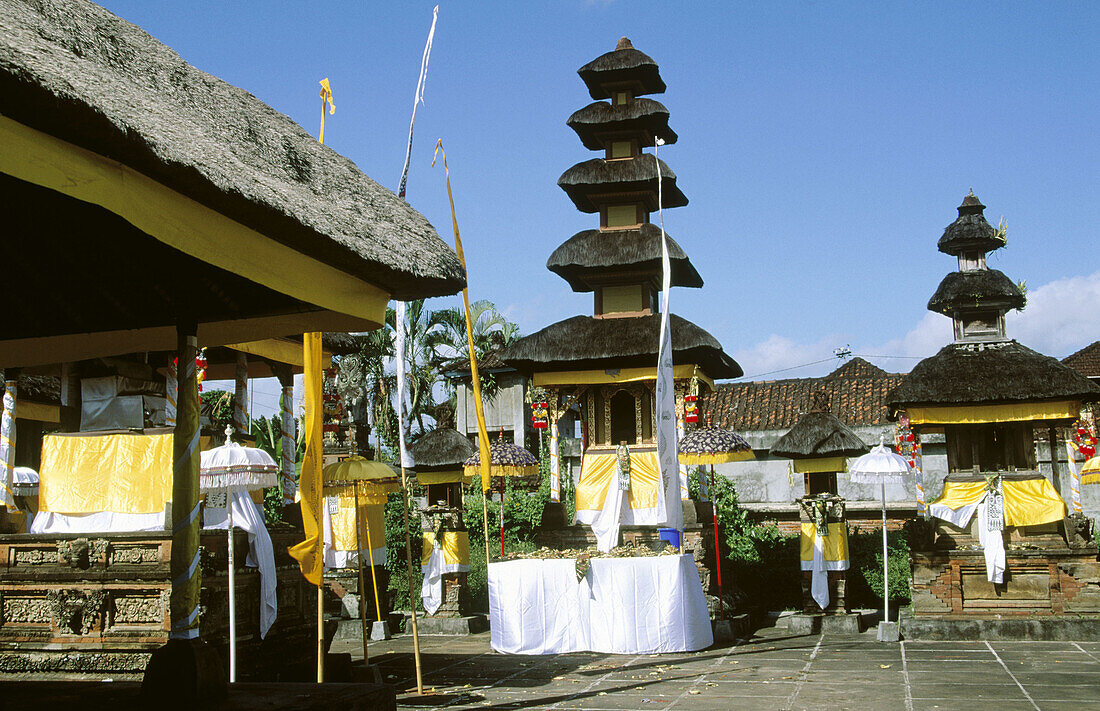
[848,436,911,641]
[200,426,277,682]
[12,466,39,497]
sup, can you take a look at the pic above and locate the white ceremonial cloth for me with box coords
[929,493,1004,584]
[421,543,444,615]
[203,492,278,638]
[488,554,712,655]
[489,558,586,655]
[31,510,164,533]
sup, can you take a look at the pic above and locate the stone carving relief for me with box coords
[57,538,108,569]
[0,593,52,624]
[110,589,170,625]
[12,547,56,566]
[46,589,107,635]
[109,545,162,565]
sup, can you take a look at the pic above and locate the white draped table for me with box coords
[488,553,713,655]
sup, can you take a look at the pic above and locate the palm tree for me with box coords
[427,300,520,402]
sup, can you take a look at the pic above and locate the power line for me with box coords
[734,356,838,381]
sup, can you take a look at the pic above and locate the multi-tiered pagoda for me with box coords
[888,194,1100,635]
[502,39,740,557]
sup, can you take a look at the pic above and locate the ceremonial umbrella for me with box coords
[200,427,278,682]
[322,455,400,663]
[847,437,911,640]
[463,434,538,557]
[12,466,38,497]
[678,426,754,620]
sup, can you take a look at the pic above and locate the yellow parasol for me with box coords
[320,455,401,664]
[1081,456,1100,486]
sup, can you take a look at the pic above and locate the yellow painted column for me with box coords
[169,324,202,639]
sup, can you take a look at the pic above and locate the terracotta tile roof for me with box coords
[702,357,903,432]
[1063,341,1100,379]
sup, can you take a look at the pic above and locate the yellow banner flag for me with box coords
[318,78,335,144]
[433,140,491,492]
[289,331,324,585]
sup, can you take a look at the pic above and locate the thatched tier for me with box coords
[558,155,688,213]
[938,194,1005,257]
[546,224,702,291]
[886,340,1100,411]
[927,269,1025,314]
[770,411,869,460]
[567,99,677,151]
[500,314,741,380]
[0,0,464,300]
[578,38,666,100]
[408,428,476,471]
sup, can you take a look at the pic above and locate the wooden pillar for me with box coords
[233,352,248,436]
[170,322,202,640]
[273,364,297,506]
[0,369,18,519]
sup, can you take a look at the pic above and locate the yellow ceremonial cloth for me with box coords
[1084,472,1100,486]
[39,431,172,514]
[931,478,1066,526]
[417,469,473,485]
[907,401,1079,425]
[793,457,848,474]
[421,531,470,566]
[575,450,660,513]
[800,522,849,563]
[330,498,385,552]
[289,331,324,585]
[679,450,754,465]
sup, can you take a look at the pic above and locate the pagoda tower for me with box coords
[888,193,1100,628]
[502,39,740,556]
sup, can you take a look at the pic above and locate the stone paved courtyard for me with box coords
[334,620,1100,711]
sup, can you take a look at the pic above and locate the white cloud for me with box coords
[731,269,1100,379]
[731,333,847,381]
[1007,269,1100,356]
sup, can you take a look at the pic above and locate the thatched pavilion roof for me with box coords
[578,37,666,100]
[938,193,1005,257]
[886,340,1100,412]
[408,428,476,471]
[546,224,702,291]
[927,269,1025,314]
[500,314,741,379]
[558,154,688,213]
[0,0,464,301]
[567,99,678,151]
[769,410,870,460]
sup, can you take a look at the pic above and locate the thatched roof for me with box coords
[408,428,476,471]
[927,269,1024,314]
[0,372,61,405]
[558,155,688,213]
[703,358,904,432]
[886,340,1100,412]
[578,37,666,100]
[938,193,1005,257]
[500,314,741,379]
[769,410,870,460]
[567,99,677,151]
[0,0,464,301]
[546,224,702,291]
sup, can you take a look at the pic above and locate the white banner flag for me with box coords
[395,301,412,468]
[654,143,683,532]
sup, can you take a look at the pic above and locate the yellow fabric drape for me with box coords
[799,522,849,562]
[679,451,754,465]
[575,451,660,513]
[793,456,848,474]
[39,432,173,514]
[330,499,386,552]
[421,531,470,566]
[931,478,1066,526]
[416,470,473,485]
[289,332,324,585]
[907,401,1080,425]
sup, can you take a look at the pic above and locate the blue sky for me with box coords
[97,1,1100,414]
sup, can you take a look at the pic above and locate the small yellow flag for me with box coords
[288,331,324,585]
[318,78,335,144]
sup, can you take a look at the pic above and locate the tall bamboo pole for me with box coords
[352,485,370,665]
[398,465,424,694]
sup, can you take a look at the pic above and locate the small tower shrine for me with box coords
[770,391,868,627]
[502,38,741,559]
[888,194,1100,632]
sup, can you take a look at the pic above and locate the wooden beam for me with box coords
[224,339,332,369]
